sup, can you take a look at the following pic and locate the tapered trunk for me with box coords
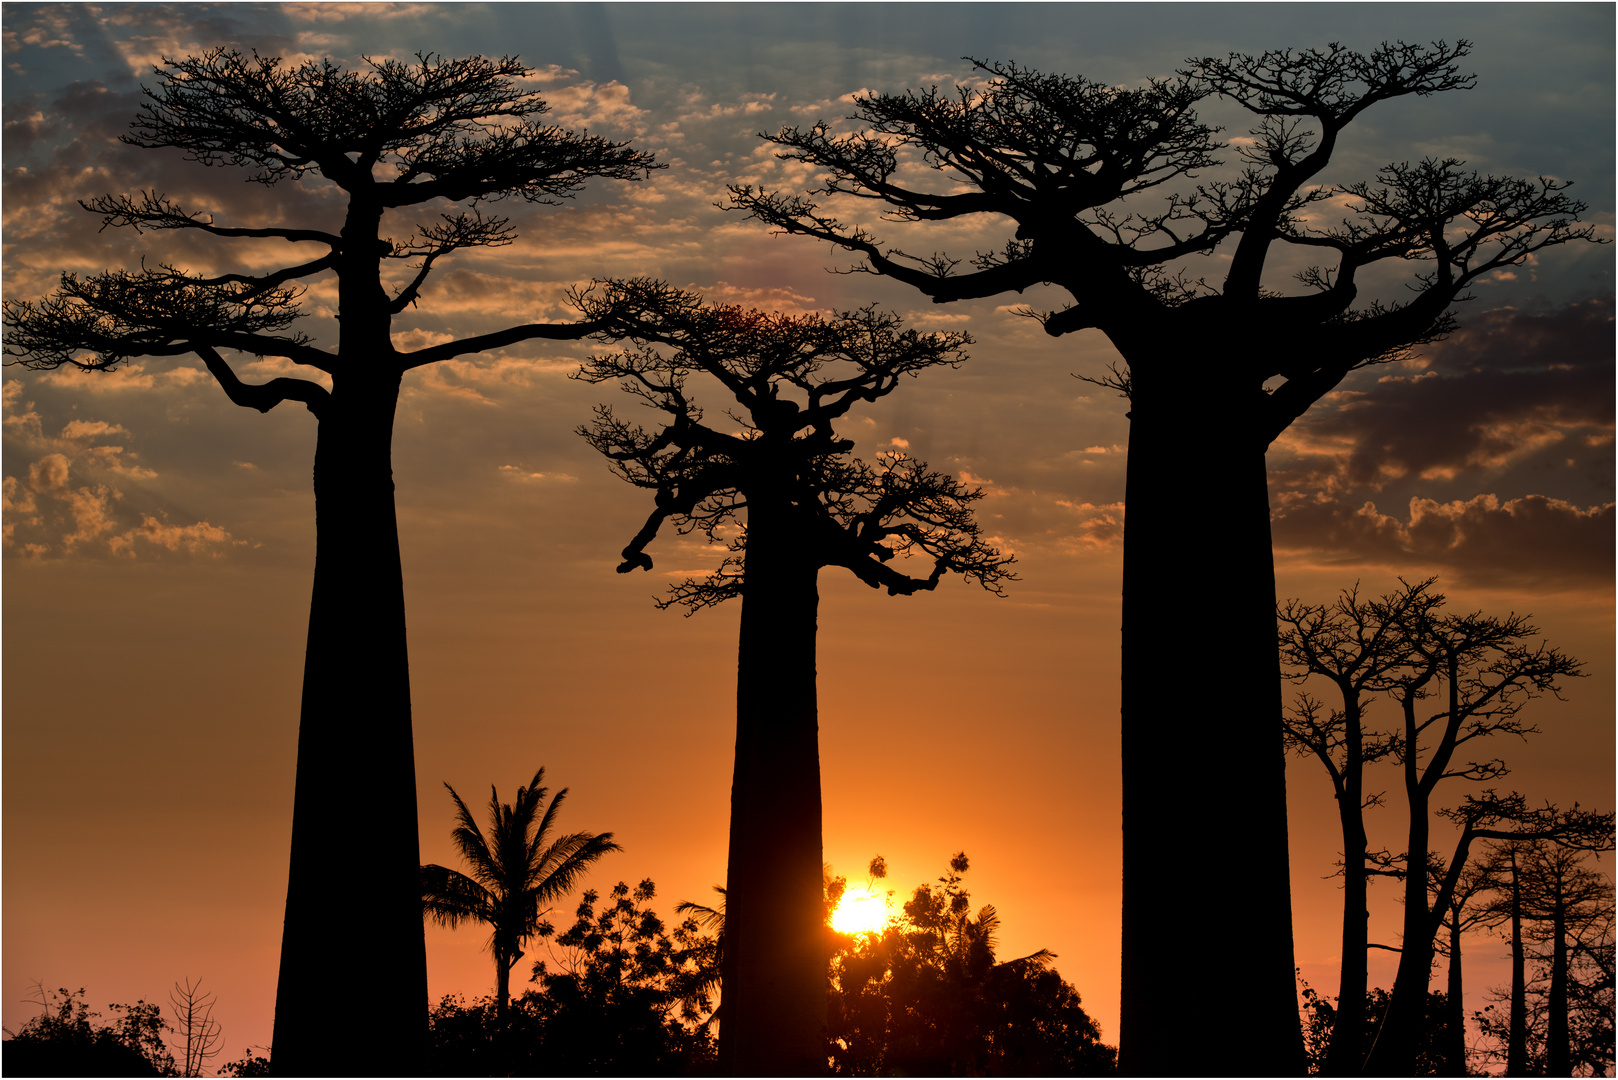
[1364,700,1434,1076]
[271,372,428,1076]
[1325,705,1371,1076]
[717,501,827,1076]
[1116,371,1301,1076]
[1547,894,1569,1076]
[1442,913,1468,1075]
[1508,855,1529,1076]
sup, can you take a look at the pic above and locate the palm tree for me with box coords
[421,767,621,1020]
[673,887,726,1032]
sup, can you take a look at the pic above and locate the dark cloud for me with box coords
[1266,299,1615,586]
[1276,298,1614,492]
[1273,492,1613,588]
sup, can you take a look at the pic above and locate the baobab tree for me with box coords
[729,42,1595,1071]
[1359,591,1601,1074]
[580,297,1013,1074]
[1279,579,1439,1074]
[1478,836,1617,1076]
[1431,848,1510,1076]
[2,50,658,1074]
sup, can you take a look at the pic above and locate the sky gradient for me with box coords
[3,2,1613,1063]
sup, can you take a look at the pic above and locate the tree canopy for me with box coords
[579,295,1016,607]
[828,853,1117,1076]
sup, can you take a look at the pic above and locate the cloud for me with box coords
[1,449,236,560]
[498,465,579,483]
[2,386,238,560]
[1263,298,1616,587]
[699,281,826,314]
[1053,499,1126,552]
[1273,492,1613,588]
[1273,298,1615,492]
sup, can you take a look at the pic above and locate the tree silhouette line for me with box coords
[417,831,1117,1077]
[3,38,1607,1079]
[1281,580,1614,1075]
[2,980,265,1077]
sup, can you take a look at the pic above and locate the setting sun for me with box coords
[831,883,890,936]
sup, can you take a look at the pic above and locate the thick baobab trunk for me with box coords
[1443,914,1468,1076]
[1116,373,1301,1076]
[272,373,427,1076]
[718,504,827,1076]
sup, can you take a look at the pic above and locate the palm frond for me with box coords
[426,764,621,1007]
[527,831,622,902]
[444,781,501,886]
[421,864,493,928]
[525,785,569,871]
[674,886,728,933]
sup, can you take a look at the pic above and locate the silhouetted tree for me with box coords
[1298,978,1451,1077]
[218,1048,272,1077]
[730,45,1596,1073]
[1475,841,1616,1076]
[1364,593,1599,1074]
[1526,846,1616,1076]
[672,886,728,1035]
[422,878,720,1076]
[422,766,621,1025]
[2,50,658,1074]
[581,299,1013,1074]
[424,993,536,1076]
[1431,851,1508,1076]
[166,979,223,1078]
[827,853,1115,1076]
[2,985,176,1077]
[528,879,720,1074]
[1280,579,1438,1074]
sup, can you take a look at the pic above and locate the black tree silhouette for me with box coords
[1361,590,1601,1074]
[580,296,1013,1073]
[421,767,621,1024]
[1279,580,1438,1072]
[2,50,657,1074]
[729,43,1596,1071]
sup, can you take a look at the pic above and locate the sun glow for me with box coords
[831,883,890,935]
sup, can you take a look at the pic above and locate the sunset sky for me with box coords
[3,2,1613,1064]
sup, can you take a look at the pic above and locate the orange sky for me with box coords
[4,2,1613,1065]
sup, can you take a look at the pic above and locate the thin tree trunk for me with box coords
[272,373,428,1076]
[1547,890,1569,1076]
[1365,697,1434,1076]
[717,502,827,1076]
[1443,912,1468,1075]
[1325,705,1371,1076]
[1508,853,1529,1077]
[1116,372,1301,1076]
[497,946,512,1022]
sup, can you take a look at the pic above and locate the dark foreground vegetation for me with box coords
[417,855,1115,1077]
[1,984,268,1077]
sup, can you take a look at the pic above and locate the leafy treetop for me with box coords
[578,293,1016,610]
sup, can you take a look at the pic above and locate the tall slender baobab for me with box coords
[730,43,1595,1071]
[2,51,658,1074]
[581,296,1013,1074]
